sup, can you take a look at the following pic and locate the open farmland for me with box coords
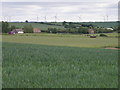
[78,22,118,28]
[8,22,65,31]
[2,42,118,88]
[2,33,118,48]
[1,21,117,31]
[0,22,118,31]
[1,1,119,88]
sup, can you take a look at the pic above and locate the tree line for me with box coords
[46,27,115,34]
[2,21,33,33]
[1,21,119,34]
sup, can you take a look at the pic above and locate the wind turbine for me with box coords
[3,16,6,21]
[5,16,9,22]
[106,15,109,22]
[102,15,106,22]
[8,16,11,22]
[37,16,39,22]
[100,15,106,22]
[44,16,47,22]
[78,16,82,22]
[54,14,58,22]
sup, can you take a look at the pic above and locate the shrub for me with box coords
[47,28,57,33]
[78,27,89,34]
[99,34,108,37]
[2,21,10,33]
[24,24,33,33]
[10,25,16,31]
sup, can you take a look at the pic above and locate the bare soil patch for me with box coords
[104,48,119,50]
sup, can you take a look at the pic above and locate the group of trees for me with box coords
[47,27,89,34]
[2,21,33,33]
[117,24,120,33]
[2,21,119,34]
[94,27,114,33]
[47,26,115,34]
[24,24,33,33]
[2,21,16,33]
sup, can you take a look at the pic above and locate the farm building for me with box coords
[8,29,24,34]
[8,31,15,35]
[33,28,41,33]
[106,28,114,31]
[88,28,95,34]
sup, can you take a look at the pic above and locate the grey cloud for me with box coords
[1,2,118,21]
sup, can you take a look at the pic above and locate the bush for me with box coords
[2,21,10,33]
[95,27,113,33]
[47,28,57,33]
[99,34,108,37]
[10,25,16,31]
[24,24,33,33]
[78,27,89,34]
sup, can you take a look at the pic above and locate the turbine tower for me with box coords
[5,16,9,22]
[78,16,82,22]
[8,16,11,22]
[44,16,47,22]
[103,16,106,22]
[37,16,39,22]
[54,14,57,22]
[106,15,109,22]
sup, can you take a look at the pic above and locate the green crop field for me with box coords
[78,22,118,28]
[8,22,64,31]
[2,33,118,88]
[0,21,117,31]
[2,42,118,88]
[2,33,118,48]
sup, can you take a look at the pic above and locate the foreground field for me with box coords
[2,42,118,88]
[2,33,118,48]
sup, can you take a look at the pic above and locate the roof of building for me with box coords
[12,29,24,32]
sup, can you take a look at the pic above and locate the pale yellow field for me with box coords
[2,33,118,48]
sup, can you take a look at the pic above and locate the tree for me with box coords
[47,28,57,33]
[10,25,16,31]
[78,27,88,34]
[2,21,10,33]
[25,20,28,23]
[62,21,67,26]
[24,24,33,33]
[68,22,72,25]
[118,24,120,33]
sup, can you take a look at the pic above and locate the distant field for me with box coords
[2,33,118,48]
[8,22,65,31]
[2,42,118,88]
[78,22,118,28]
[5,21,118,31]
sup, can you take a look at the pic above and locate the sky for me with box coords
[1,0,119,22]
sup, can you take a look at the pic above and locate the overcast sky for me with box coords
[1,0,119,22]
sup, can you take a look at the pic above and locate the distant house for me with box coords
[8,29,24,35]
[14,29,24,34]
[33,28,41,33]
[8,31,15,35]
[88,28,95,34]
[106,28,114,31]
